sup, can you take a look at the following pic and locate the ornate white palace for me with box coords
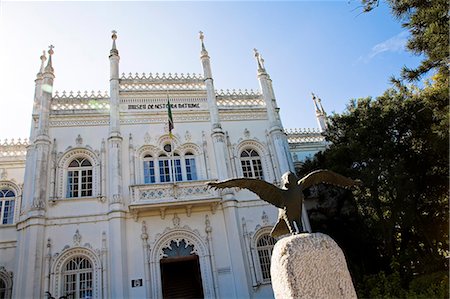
[0,32,328,299]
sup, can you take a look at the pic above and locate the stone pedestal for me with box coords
[270,233,357,299]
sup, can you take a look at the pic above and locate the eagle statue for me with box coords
[207,170,359,238]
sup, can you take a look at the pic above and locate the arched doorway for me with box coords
[160,239,204,299]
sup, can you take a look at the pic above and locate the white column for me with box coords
[199,32,229,180]
[221,197,251,298]
[107,31,128,299]
[14,47,55,299]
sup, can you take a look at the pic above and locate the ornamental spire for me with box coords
[311,92,321,113]
[199,31,208,55]
[110,30,119,56]
[38,50,46,76]
[44,45,54,73]
[253,48,266,72]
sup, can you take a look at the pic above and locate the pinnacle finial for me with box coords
[44,45,54,73]
[199,30,207,52]
[312,92,320,111]
[253,48,265,71]
[38,50,47,75]
[48,45,54,56]
[110,30,119,56]
[311,92,325,114]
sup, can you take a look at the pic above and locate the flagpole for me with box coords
[166,91,176,187]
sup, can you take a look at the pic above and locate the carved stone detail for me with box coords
[144,132,152,144]
[73,229,82,246]
[244,128,250,138]
[205,215,212,233]
[0,169,7,180]
[172,213,180,227]
[262,211,269,226]
[184,130,192,142]
[75,134,83,146]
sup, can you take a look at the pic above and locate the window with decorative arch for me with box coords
[140,144,199,184]
[240,148,264,179]
[0,278,5,299]
[52,247,102,299]
[66,158,93,198]
[57,149,99,200]
[256,234,276,281]
[0,189,15,225]
[0,266,13,299]
[61,256,93,298]
[249,227,277,284]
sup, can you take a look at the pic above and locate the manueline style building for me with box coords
[0,32,327,299]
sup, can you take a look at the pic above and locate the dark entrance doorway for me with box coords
[160,255,204,299]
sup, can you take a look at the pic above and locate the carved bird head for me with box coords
[281,171,299,189]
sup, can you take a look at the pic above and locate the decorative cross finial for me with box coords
[44,45,55,73]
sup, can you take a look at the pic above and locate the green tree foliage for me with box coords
[300,77,449,295]
[300,1,449,296]
[361,0,449,81]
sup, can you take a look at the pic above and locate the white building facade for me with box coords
[0,32,326,299]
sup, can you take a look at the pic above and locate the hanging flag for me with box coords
[167,96,174,139]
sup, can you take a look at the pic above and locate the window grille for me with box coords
[185,153,197,181]
[62,256,93,299]
[144,151,198,184]
[159,155,171,182]
[256,234,276,281]
[143,154,156,184]
[240,149,264,179]
[66,158,93,198]
[0,277,6,299]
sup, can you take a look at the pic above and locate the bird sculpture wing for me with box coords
[299,169,360,189]
[208,178,286,208]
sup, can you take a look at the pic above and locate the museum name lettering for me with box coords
[128,103,201,110]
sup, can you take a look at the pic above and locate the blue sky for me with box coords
[0,1,421,140]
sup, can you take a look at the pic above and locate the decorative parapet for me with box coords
[285,128,326,143]
[0,138,28,159]
[129,180,217,205]
[216,89,264,107]
[51,90,110,111]
[119,72,205,92]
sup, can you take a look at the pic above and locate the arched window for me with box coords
[240,149,264,179]
[62,256,93,299]
[185,152,197,181]
[158,154,171,183]
[0,277,6,299]
[0,189,15,225]
[256,234,276,281]
[143,154,156,184]
[173,153,182,182]
[66,158,93,198]
[141,145,200,184]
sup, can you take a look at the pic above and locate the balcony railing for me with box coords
[129,180,219,210]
